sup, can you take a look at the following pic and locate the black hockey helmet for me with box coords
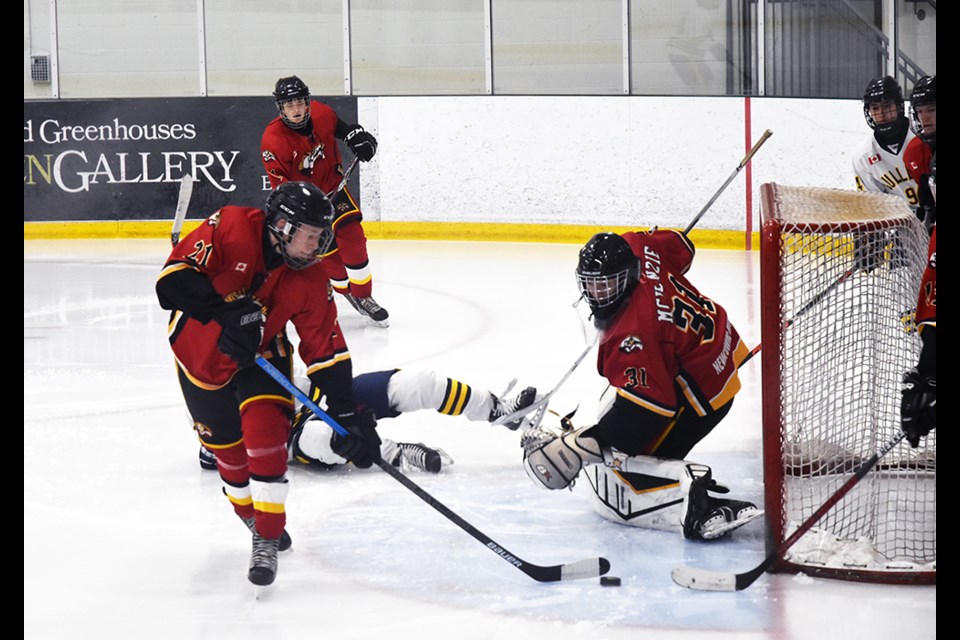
[909,76,936,144]
[862,76,908,142]
[575,232,639,321]
[265,182,335,270]
[273,76,311,131]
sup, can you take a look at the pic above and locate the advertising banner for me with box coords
[23,96,359,222]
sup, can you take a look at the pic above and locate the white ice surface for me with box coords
[24,239,935,640]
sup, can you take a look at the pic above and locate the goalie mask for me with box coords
[576,232,639,322]
[862,76,908,146]
[273,75,311,132]
[265,182,335,270]
[909,75,936,145]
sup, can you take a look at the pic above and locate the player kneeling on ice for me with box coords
[522,230,761,540]
[284,368,537,473]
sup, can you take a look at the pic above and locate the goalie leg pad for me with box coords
[587,454,709,532]
[523,428,604,490]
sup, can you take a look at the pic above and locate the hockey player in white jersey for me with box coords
[853,76,919,210]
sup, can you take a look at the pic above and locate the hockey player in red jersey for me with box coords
[522,229,761,540]
[901,154,936,448]
[903,75,936,233]
[261,75,389,326]
[156,181,382,587]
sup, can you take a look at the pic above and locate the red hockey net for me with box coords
[759,183,935,584]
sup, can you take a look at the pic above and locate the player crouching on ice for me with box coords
[521,230,761,540]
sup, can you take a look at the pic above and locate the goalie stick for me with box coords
[683,129,773,236]
[170,175,194,247]
[671,431,908,592]
[254,355,612,583]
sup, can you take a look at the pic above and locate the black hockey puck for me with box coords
[600,576,621,587]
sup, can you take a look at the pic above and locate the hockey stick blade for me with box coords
[491,342,595,428]
[671,432,907,592]
[170,175,194,246]
[254,355,612,583]
[379,460,611,582]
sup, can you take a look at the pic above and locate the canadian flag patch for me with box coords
[867,154,881,165]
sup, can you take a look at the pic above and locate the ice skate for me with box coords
[390,442,454,473]
[696,498,763,540]
[345,293,390,327]
[489,386,538,430]
[243,516,293,552]
[248,532,280,586]
[198,444,218,470]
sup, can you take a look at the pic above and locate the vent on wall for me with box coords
[30,55,50,83]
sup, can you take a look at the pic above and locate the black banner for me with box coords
[23,96,359,222]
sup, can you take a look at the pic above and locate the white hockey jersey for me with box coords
[852,131,919,212]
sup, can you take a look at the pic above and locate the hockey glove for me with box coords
[901,368,936,448]
[344,126,378,162]
[329,408,382,468]
[212,298,264,367]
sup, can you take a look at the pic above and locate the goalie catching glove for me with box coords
[522,425,604,490]
[901,368,936,447]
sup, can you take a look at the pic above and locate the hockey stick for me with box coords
[170,175,194,246]
[671,431,907,592]
[739,267,855,366]
[683,129,773,236]
[254,355,611,583]
[327,155,360,199]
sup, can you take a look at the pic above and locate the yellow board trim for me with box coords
[25,220,760,250]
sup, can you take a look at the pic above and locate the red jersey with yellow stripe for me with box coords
[596,229,748,419]
[158,205,349,388]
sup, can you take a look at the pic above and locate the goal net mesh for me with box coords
[760,183,935,583]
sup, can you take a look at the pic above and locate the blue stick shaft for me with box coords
[254,355,349,437]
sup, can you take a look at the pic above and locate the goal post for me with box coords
[759,183,935,585]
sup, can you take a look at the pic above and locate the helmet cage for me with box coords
[575,233,639,321]
[265,182,335,270]
[576,268,634,316]
[267,216,332,270]
[862,76,905,132]
[273,76,311,131]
